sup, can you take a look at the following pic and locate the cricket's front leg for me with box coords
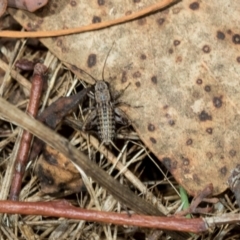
[114,107,131,126]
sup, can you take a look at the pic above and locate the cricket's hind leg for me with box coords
[114,107,131,131]
[82,109,97,131]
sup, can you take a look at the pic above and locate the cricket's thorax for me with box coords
[95,81,115,145]
[95,81,111,103]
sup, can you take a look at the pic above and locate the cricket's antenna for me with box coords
[63,61,97,84]
[102,41,115,81]
[78,67,97,84]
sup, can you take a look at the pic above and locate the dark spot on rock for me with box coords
[163,157,177,170]
[163,157,171,169]
[92,16,101,23]
[163,105,168,110]
[227,29,232,35]
[53,3,58,8]
[220,166,227,176]
[217,31,225,40]
[150,137,157,144]
[148,123,155,132]
[206,128,213,134]
[121,71,127,83]
[87,54,97,68]
[151,76,157,84]
[229,149,236,157]
[193,174,201,184]
[237,57,240,63]
[202,45,211,53]
[206,152,213,159]
[22,14,26,19]
[50,9,55,14]
[140,54,146,60]
[70,0,77,7]
[186,139,193,145]
[196,78,202,85]
[98,0,105,5]
[232,34,240,44]
[204,85,211,92]
[168,119,175,126]
[174,40,181,46]
[133,0,141,2]
[135,81,141,87]
[199,110,212,121]
[168,48,174,54]
[189,2,199,10]
[183,158,190,166]
[138,18,146,25]
[213,96,222,108]
[133,71,141,78]
[157,18,165,25]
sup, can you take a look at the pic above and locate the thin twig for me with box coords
[9,63,47,201]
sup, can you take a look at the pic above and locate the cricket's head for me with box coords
[94,80,111,103]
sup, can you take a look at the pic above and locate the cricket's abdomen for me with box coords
[96,103,115,145]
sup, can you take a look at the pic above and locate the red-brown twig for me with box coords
[9,63,47,201]
[0,200,207,233]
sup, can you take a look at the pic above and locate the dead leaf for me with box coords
[36,145,83,194]
[9,0,240,196]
